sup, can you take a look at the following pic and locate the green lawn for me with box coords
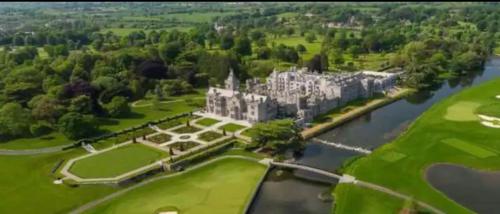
[0,149,115,214]
[195,118,220,127]
[69,144,167,178]
[269,35,323,61]
[335,78,500,213]
[334,184,405,214]
[476,102,500,117]
[219,123,247,132]
[85,158,266,214]
[198,131,224,142]
[442,138,497,158]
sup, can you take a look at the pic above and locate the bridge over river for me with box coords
[270,161,444,214]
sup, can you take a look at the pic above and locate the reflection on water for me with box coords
[426,164,500,214]
[249,57,500,214]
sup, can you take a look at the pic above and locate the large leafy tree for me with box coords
[104,96,130,118]
[57,112,98,140]
[0,102,32,138]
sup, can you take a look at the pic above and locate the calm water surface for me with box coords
[427,164,500,214]
[248,57,500,214]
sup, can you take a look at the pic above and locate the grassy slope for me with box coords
[0,94,202,150]
[335,78,500,214]
[70,144,167,178]
[0,149,115,214]
[85,158,266,214]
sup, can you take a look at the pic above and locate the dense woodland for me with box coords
[0,2,499,142]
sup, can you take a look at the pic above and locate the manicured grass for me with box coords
[86,158,266,214]
[171,126,201,134]
[198,131,224,142]
[444,101,480,121]
[156,116,191,130]
[335,78,500,213]
[195,118,220,127]
[334,184,405,214]
[219,123,247,132]
[147,133,172,144]
[442,138,497,158]
[70,144,167,178]
[0,149,115,214]
[379,151,407,162]
[476,102,500,117]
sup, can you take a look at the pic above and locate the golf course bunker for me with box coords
[477,114,500,128]
[444,101,481,121]
[426,163,500,214]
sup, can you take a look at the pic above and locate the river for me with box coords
[248,57,500,214]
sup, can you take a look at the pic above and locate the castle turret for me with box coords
[225,68,239,91]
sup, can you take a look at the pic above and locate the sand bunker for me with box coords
[478,114,500,128]
[496,95,500,99]
[444,101,481,121]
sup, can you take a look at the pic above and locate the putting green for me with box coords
[444,101,480,121]
[70,144,167,178]
[85,158,266,214]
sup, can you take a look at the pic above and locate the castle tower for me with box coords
[225,68,239,91]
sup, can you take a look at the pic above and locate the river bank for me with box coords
[301,87,415,140]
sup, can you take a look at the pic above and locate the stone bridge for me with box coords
[270,161,444,214]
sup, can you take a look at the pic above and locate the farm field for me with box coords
[85,158,266,214]
[334,77,500,213]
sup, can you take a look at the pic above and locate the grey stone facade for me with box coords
[206,67,400,125]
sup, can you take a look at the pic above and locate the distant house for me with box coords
[305,13,314,18]
[214,22,225,34]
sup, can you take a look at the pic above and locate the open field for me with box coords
[69,144,167,178]
[99,26,193,36]
[161,11,236,23]
[335,78,500,213]
[269,35,323,61]
[334,184,405,214]
[85,158,266,214]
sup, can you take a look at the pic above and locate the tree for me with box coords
[57,112,98,140]
[306,54,329,73]
[296,44,307,54]
[158,41,182,63]
[220,33,234,50]
[69,95,93,114]
[233,36,252,56]
[3,67,43,104]
[305,32,317,43]
[0,102,32,137]
[104,96,130,117]
[30,95,65,124]
[249,119,302,152]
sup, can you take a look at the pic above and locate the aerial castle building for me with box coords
[205,67,400,125]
